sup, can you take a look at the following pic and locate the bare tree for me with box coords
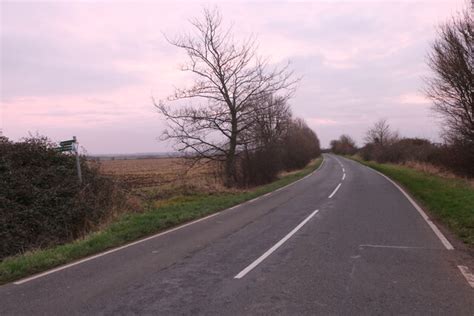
[425,10,473,144]
[246,94,292,150]
[330,134,357,155]
[156,8,298,186]
[364,119,398,146]
[280,118,320,169]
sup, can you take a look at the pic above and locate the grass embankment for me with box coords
[351,157,474,246]
[0,158,322,285]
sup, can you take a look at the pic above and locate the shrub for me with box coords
[359,136,473,178]
[429,141,474,178]
[330,134,357,155]
[235,118,321,187]
[238,145,282,186]
[280,119,320,171]
[0,136,125,259]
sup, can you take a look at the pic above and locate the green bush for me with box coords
[0,136,123,260]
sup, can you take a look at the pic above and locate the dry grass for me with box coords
[0,158,322,284]
[97,158,227,195]
[402,160,474,188]
[97,157,323,201]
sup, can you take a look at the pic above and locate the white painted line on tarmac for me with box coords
[14,210,224,285]
[272,158,325,195]
[14,157,327,285]
[328,183,342,199]
[458,265,474,288]
[342,173,346,181]
[358,163,454,250]
[234,209,319,279]
[359,244,427,250]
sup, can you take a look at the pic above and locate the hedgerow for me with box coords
[0,136,124,259]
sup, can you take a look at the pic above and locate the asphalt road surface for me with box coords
[1,154,473,315]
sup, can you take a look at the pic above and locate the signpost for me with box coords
[55,136,83,184]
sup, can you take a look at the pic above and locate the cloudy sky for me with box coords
[0,0,467,154]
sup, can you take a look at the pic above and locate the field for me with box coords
[0,158,323,284]
[97,158,226,195]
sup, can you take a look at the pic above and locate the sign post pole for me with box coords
[73,136,83,184]
[56,137,83,184]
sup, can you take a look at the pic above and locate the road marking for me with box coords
[458,265,474,288]
[14,210,224,285]
[346,157,454,250]
[342,173,346,181]
[333,156,343,166]
[328,183,342,199]
[359,244,427,250]
[234,209,319,279]
[273,158,325,195]
[14,157,327,285]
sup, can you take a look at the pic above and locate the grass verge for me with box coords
[0,158,322,285]
[350,157,474,246]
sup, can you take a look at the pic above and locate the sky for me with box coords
[0,0,468,154]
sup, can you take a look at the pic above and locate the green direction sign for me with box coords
[60,139,75,146]
[56,138,76,152]
[55,145,73,152]
[55,136,82,184]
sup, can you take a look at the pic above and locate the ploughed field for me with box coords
[97,158,222,191]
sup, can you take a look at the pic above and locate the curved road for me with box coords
[1,154,473,314]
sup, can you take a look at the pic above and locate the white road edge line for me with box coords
[344,157,454,250]
[359,244,427,249]
[264,158,325,196]
[14,211,223,285]
[234,209,319,279]
[14,157,327,285]
[328,183,342,199]
[458,265,474,288]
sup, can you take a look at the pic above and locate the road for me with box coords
[1,154,473,315]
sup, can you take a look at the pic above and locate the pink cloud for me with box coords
[1,0,466,151]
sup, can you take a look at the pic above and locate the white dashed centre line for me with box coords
[458,265,474,288]
[234,209,319,279]
[328,183,342,199]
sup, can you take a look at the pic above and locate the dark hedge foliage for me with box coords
[359,137,474,178]
[236,118,321,187]
[0,136,123,259]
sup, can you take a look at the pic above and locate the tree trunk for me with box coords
[224,113,238,187]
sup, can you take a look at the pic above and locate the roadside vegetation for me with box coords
[0,155,321,284]
[351,157,474,246]
[0,136,127,260]
[331,119,474,247]
[330,7,473,246]
[0,8,323,284]
[156,8,320,187]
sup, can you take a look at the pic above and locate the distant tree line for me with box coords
[330,117,473,178]
[157,8,320,187]
[330,7,473,178]
[329,134,357,156]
